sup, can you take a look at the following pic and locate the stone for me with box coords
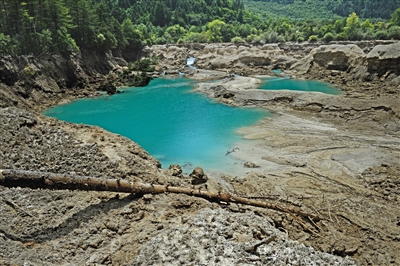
[291,44,366,74]
[168,164,183,177]
[244,162,260,168]
[366,42,400,75]
[96,82,117,95]
[190,167,208,184]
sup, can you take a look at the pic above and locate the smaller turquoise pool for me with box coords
[272,69,282,74]
[260,77,341,95]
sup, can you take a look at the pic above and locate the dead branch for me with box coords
[0,169,321,221]
[3,199,35,218]
[245,233,277,253]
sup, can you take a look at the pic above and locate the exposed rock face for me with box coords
[366,42,400,76]
[148,41,400,93]
[282,42,400,96]
[147,42,288,75]
[290,44,366,74]
[0,52,127,111]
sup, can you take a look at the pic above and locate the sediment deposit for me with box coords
[1,41,399,265]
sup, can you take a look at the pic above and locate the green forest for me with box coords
[0,0,400,56]
[244,0,400,20]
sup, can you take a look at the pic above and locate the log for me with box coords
[0,169,320,220]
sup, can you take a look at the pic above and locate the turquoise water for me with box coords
[260,77,341,95]
[272,69,282,74]
[44,78,269,173]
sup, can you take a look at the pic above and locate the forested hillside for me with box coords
[244,0,400,20]
[0,0,252,56]
[0,0,399,57]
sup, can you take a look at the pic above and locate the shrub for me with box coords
[128,58,155,72]
[297,36,305,42]
[322,32,334,42]
[24,65,36,77]
[231,36,245,43]
[389,26,400,39]
[308,35,318,42]
[336,32,347,40]
[375,30,389,40]
[277,35,286,43]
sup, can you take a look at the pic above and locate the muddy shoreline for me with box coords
[1,42,400,265]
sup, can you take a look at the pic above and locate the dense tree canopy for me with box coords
[0,0,399,56]
[245,0,400,20]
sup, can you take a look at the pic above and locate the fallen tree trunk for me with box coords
[0,169,320,220]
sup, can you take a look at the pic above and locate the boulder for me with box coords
[312,44,365,71]
[190,167,208,185]
[291,44,365,74]
[96,82,117,94]
[168,164,183,177]
[366,42,400,76]
[272,55,298,69]
[208,55,239,69]
[244,162,260,168]
[239,51,273,66]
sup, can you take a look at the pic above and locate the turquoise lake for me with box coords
[260,77,341,95]
[44,78,269,173]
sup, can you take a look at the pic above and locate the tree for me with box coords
[0,33,14,56]
[390,8,400,26]
[164,24,186,43]
[122,18,144,51]
[322,32,334,42]
[206,19,225,42]
[152,1,169,26]
[308,35,318,42]
[344,12,361,40]
[221,23,236,42]
[56,26,78,52]
[388,26,400,39]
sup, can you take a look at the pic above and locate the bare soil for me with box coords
[1,42,399,265]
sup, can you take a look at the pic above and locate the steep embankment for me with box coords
[0,51,129,111]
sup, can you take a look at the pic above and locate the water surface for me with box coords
[44,78,269,173]
[260,77,341,95]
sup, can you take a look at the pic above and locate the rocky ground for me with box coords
[148,41,400,265]
[1,41,399,265]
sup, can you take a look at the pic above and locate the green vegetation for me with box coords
[0,0,399,57]
[128,58,156,72]
[244,0,400,20]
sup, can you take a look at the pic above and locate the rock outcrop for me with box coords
[147,43,289,75]
[0,52,127,110]
[148,41,400,94]
[366,42,400,77]
[290,44,366,74]
[190,166,208,184]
